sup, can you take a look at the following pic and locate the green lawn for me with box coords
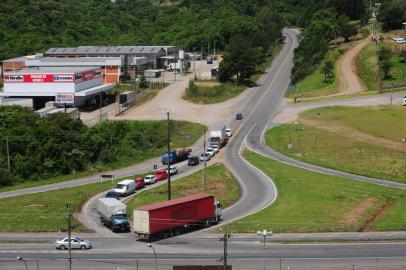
[127,163,241,216]
[301,106,406,141]
[0,121,206,193]
[225,151,406,233]
[287,49,343,98]
[0,177,130,232]
[183,82,245,104]
[357,42,379,91]
[265,123,406,183]
[0,163,240,232]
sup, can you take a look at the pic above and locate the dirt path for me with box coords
[336,37,369,94]
[114,61,251,127]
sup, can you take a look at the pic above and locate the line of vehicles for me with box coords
[91,124,232,239]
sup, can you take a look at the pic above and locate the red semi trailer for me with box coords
[132,194,222,239]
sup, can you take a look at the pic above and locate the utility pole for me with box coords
[219,232,231,270]
[99,92,103,122]
[202,130,207,192]
[6,136,10,172]
[66,203,73,270]
[167,111,171,200]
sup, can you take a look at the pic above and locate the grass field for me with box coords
[183,82,245,104]
[301,106,406,141]
[287,49,343,98]
[127,163,241,216]
[0,121,205,193]
[225,151,406,233]
[0,163,239,232]
[0,177,129,232]
[356,42,379,91]
[265,105,406,184]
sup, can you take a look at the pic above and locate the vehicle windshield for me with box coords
[209,137,220,142]
[112,214,128,219]
[115,184,125,189]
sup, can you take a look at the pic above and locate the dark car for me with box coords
[105,191,119,200]
[188,155,200,166]
[236,113,243,120]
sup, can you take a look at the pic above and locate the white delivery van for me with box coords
[114,179,136,196]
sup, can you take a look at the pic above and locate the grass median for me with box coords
[267,106,406,183]
[127,163,241,214]
[0,163,240,232]
[225,151,406,233]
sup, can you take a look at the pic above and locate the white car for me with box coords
[200,153,211,162]
[402,96,406,106]
[226,128,232,137]
[144,175,157,185]
[206,147,215,157]
[56,237,92,250]
[212,145,219,153]
[166,166,178,175]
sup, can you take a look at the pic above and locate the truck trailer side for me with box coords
[133,194,222,239]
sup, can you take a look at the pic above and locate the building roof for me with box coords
[45,46,173,56]
[4,66,99,74]
[25,56,122,67]
[2,56,29,63]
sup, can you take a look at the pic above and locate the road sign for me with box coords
[55,93,75,104]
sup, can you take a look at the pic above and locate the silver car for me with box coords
[56,237,92,250]
[144,175,157,184]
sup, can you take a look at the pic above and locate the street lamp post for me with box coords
[17,256,28,270]
[257,229,272,270]
[202,129,207,192]
[147,244,158,270]
[166,111,171,200]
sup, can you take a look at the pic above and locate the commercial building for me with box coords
[2,66,114,109]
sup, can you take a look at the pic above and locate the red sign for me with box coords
[4,74,74,83]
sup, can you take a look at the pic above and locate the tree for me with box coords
[400,50,406,63]
[378,46,393,80]
[322,60,334,83]
[338,16,358,42]
[218,34,262,84]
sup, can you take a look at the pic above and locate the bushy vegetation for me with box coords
[184,81,245,104]
[378,0,406,32]
[0,106,205,187]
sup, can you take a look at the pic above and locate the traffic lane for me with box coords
[221,29,297,221]
[3,257,406,270]
[2,242,406,259]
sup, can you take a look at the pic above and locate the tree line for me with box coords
[0,106,198,186]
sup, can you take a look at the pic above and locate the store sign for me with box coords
[55,93,75,104]
[4,74,74,83]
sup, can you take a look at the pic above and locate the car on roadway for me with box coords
[56,237,92,250]
[212,145,219,153]
[403,96,406,106]
[134,177,145,189]
[188,156,200,166]
[154,169,168,181]
[200,153,211,162]
[205,147,215,157]
[226,128,232,137]
[166,166,178,175]
[236,113,243,120]
[105,191,119,200]
[144,175,157,185]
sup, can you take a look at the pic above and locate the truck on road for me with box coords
[161,148,192,164]
[133,194,222,239]
[97,198,131,232]
[208,123,227,148]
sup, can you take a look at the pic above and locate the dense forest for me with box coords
[0,106,204,186]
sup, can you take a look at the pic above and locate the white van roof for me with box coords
[118,179,134,185]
